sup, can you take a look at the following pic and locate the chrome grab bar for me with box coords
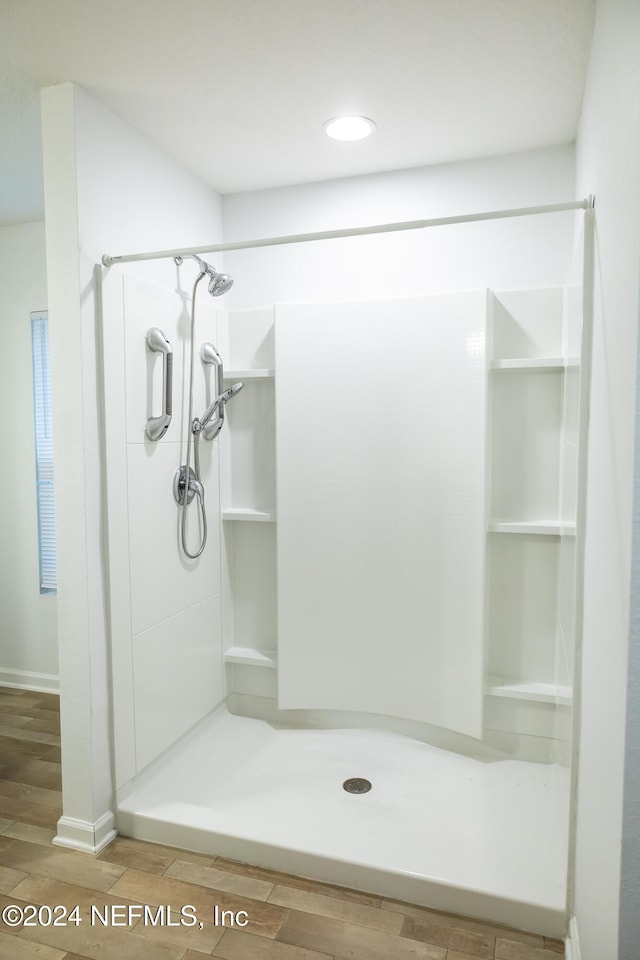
[145,327,173,440]
[200,342,224,440]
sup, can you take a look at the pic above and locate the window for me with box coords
[31,311,56,593]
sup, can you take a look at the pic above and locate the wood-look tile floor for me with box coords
[0,688,565,959]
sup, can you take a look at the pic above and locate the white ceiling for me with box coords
[0,0,595,226]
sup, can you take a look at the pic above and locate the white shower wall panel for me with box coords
[127,441,220,636]
[276,291,488,737]
[102,273,225,787]
[132,595,223,771]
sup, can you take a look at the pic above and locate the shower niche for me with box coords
[217,284,583,762]
[215,308,278,675]
[485,286,581,762]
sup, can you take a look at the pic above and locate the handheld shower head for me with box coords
[224,382,245,400]
[196,382,245,431]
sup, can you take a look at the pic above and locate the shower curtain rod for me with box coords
[102,196,594,267]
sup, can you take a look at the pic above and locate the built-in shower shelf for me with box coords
[223,369,274,379]
[486,677,572,706]
[222,508,277,522]
[488,520,576,537]
[224,646,277,668]
[490,357,579,372]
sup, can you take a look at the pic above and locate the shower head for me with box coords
[197,382,245,431]
[207,271,233,297]
[224,382,245,400]
[175,254,234,296]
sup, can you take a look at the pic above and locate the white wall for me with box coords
[571,1,640,957]
[222,144,577,310]
[0,221,58,688]
[41,82,223,852]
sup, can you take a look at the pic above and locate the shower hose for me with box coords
[180,270,208,559]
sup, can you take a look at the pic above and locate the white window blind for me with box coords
[31,311,57,593]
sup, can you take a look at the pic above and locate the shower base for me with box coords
[116,706,569,937]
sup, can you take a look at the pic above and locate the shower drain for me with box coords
[342,777,372,794]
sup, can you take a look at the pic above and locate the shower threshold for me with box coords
[116,706,569,938]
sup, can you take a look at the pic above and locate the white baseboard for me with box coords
[53,812,117,855]
[0,668,59,694]
[565,915,581,960]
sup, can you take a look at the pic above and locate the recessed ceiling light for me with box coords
[323,116,376,141]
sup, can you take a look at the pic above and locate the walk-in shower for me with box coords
[101,196,594,939]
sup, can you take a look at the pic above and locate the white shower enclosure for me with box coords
[101,236,587,935]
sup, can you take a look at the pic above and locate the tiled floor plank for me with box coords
[0,929,67,959]
[0,735,54,761]
[0,837,126,892]
[166,858,275,901]
[0,693,44,710]
[0,707,62,723]
[56,955,94,960]
[7,875,138,926]
[0,795,62,831]
[214,926,335,959]
[109,866,289,939]
[0,725,59,746]
[448,953,498,960]
[29,694,61,710]
[277,909,447,960]
[22,718,61,736]
[2,824,57,848]
[268,884,402,934]
[496,938,567,959]
[212,858,382,907]
[17,917,186,960]
[0,714,32,729]
[8,874,225,956]
[382,899,547,947]
[97,836,215,873]
[0,862,28,893]
[183,951,224,960]
[130,908,226,955]
[401,914,494,957]
[0,759,62,791]
[0,779,63,810]
[544,938,565,954]
[95,838,176,877]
